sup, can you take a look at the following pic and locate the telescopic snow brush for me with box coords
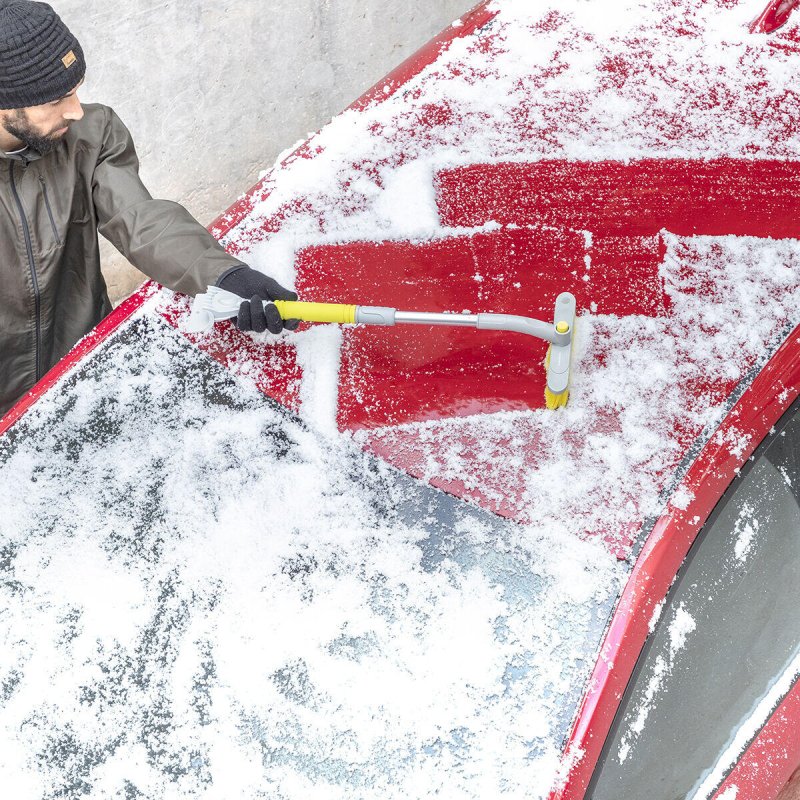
[188,287,578,409]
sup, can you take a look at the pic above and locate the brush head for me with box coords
[545,386,570,410]
[543,293,577,410]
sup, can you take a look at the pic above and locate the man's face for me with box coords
[0,77,85,155]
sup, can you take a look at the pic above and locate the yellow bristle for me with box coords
[545,387,569,410]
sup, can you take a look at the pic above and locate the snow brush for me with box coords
[187,287,577,410]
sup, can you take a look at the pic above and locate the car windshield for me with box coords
[0,312,622,798]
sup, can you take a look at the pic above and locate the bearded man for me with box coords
[0,0,296,416]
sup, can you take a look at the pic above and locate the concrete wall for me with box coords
[56,0,470,304]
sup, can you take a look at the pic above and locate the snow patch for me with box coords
[618,603,696,763]
[293,323,344,435]
[648,598,665,633]
[671,486,695,511]
[733,502,760,562]
[668,605,697,659]
[372,160,439,239]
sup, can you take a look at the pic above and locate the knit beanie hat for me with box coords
[0,1,85,110]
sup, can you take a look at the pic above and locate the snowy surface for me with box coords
[350,233,800,555]
[216,0,800,792]
[217,0,800,557]
[221,0,800,263]
[4,0,800,797]
[0,316,621,797]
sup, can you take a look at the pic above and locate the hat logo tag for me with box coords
[62,51,77,69]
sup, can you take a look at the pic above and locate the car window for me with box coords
[589,399,800,799]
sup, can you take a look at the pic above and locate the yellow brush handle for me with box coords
[272,301,356,324]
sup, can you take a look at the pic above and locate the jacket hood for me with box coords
[0,143,48,163]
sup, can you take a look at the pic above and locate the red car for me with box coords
[1,1,798,798]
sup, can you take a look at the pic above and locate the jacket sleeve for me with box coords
[91,107,246,296]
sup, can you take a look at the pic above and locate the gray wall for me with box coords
[56,0,470,302]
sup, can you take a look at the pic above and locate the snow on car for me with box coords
[1,1,799,798]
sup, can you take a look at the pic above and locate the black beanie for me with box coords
[0,1,85,110]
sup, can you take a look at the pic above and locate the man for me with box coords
[0,0,297,417]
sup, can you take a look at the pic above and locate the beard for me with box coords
[2,109,66,156]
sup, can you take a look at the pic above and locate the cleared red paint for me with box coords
[436,160,800,237]
[550,325,800,800]
[751,0,800,33]
[287,161,793,557]
[294,227,669,430]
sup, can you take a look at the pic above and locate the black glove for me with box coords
[216,266,300,334]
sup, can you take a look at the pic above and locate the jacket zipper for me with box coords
[9,161,42,382]
[39,176,62,246]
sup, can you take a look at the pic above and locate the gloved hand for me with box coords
[216,266,300,334]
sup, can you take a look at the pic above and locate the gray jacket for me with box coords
[0,102,246,415]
